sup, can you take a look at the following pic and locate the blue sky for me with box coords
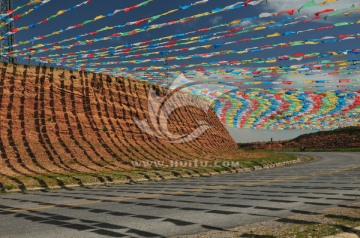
[7,0,360,142]
[11,0,360,66]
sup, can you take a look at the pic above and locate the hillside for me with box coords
[0,62,243,188]
[239,127,360,151]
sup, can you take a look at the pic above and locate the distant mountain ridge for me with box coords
[239,127,360,151]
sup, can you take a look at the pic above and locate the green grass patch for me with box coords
[277,147,360,152]
[278,224,341,238]
[0,151,300,192]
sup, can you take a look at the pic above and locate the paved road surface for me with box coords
[0,152,359,238]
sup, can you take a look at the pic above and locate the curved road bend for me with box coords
[0,152,359,238]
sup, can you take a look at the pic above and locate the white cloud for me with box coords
[262,0,359,21]
[210,16,223,25]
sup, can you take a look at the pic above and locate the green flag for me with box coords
[325,4,355,20]
[298,0,319,12]
[148,15,162,23]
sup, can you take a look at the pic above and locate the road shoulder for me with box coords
[0,154,311,193]
[177,202,360,238]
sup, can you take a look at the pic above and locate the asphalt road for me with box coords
[0,152,359,238]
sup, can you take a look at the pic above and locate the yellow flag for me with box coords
[186,40,197,44]
[319,0,338,6]
[265,59,277,63]
[290,41,304,45]
[94,15,105,21]
[305,41,319,45]
[266,32,281,38]
[254,26,266,31]
[344,8,360,17]
[338,62,349,66]
[228,20,241,26]
[265,21,276,25]
[103,26,114,30]
[189,36,200,41]
[29,0,42,5]
[237,50,248,54]
[57,10,66,15]
[163,9,177,16]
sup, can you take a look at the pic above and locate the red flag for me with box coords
[136,18,150,25]
[244,0,252,6]
[124,4,138,12]
[292,53,305,57]
[274,9,295,16]
[13,14,22,20]
[315,9,334,17]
